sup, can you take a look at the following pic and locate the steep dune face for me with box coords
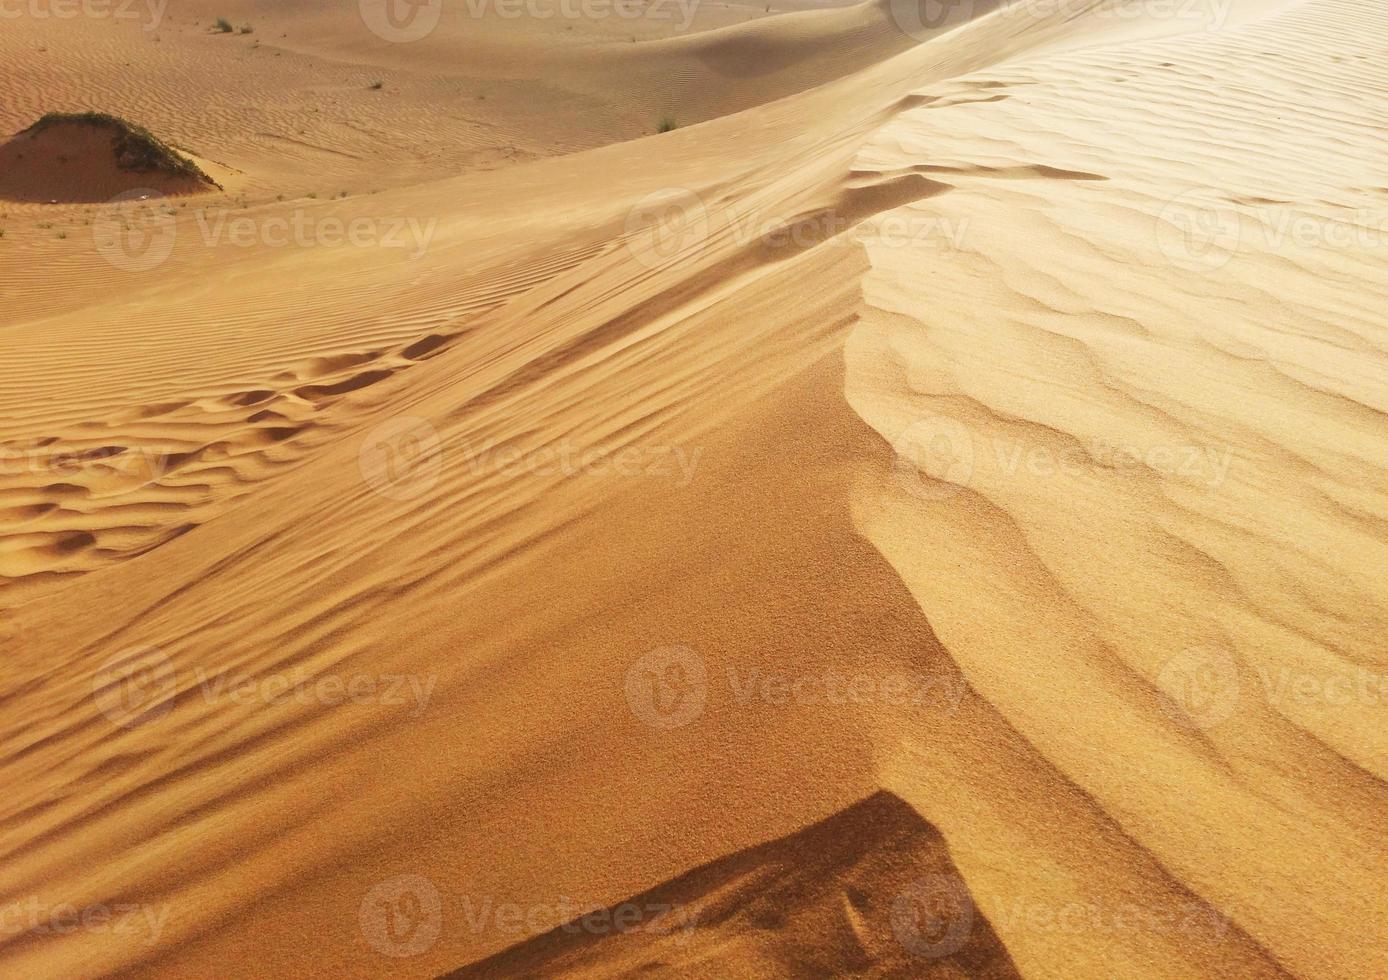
[2,0,1386,978]
[843,0,1388,976]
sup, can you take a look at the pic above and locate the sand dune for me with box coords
[2,0,1385,977]
[444,791,1021,978]
[0,114,221,204]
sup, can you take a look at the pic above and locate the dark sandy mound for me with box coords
[0,112,221,203]
[443,791,1020,978]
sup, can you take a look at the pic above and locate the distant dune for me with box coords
[0,114,220,203]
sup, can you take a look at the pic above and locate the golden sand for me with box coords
[1,0,1382,976]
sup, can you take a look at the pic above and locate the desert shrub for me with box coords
[24,112,220,187]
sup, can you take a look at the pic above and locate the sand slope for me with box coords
[444,791,1022,978]
[2,0,1385,978]
[0,116,220,204]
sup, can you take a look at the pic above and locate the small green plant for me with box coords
[657,116,677,133]
[57,231,67,239]
[214,17,232,32]
[0,229,6,239]
[369,80,384,90]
